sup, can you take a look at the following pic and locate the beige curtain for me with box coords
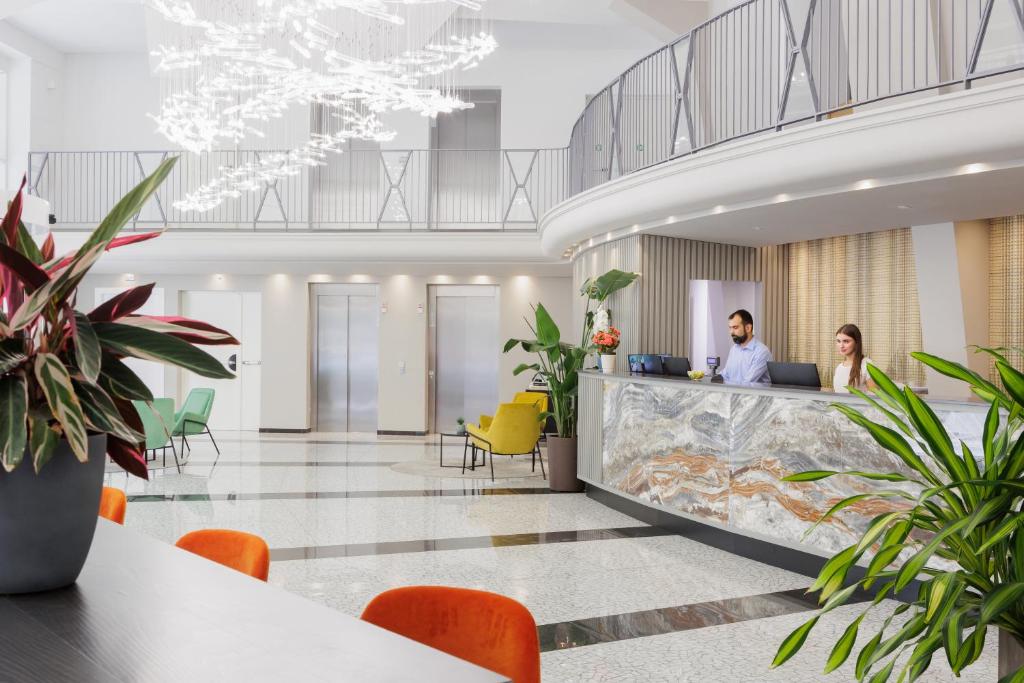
[989,215,1024,382]
[787,228,925,388]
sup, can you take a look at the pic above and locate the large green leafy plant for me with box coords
[503,269,638,438]
[771,350,1024,682]
[0,157,236,480]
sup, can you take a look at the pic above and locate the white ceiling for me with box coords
[4,0,677,54]
[6,0,147,53]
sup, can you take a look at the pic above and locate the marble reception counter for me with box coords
[577,370,986,563]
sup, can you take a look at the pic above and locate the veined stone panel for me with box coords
[601,376,985,556]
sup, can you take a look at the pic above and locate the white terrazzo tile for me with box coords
[540,601,998,683]
[269,535,810,624]
[124,493,646,548]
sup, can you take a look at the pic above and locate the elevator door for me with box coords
[314,289,379,432]
[430,286,499,433]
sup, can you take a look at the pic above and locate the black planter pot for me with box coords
[1001,630,1024,680]
[547,436,584,492]
[0,435,107,594]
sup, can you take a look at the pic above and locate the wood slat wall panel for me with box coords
[989,215,1024,382]
[787,228,925,388]
[577,373,604,482]
[637,235,788,358]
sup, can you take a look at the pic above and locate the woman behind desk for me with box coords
[833,323,874,392]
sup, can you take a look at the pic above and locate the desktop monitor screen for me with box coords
[767,362,821,388]
[662,357,691,377]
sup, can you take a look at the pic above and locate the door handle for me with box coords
[228,354,237,372]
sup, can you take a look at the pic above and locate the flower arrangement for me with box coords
[592,326,621,354]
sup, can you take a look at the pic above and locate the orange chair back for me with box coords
[98,487,127,525]
[175,529,270,581]
[361,586,540,683]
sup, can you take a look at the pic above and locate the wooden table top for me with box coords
[0,520,508,682]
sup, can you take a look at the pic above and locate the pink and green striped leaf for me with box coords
[34,352,89,463]
[0,373,28,472]
[29,411,59,474]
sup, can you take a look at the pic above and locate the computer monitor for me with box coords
[627,354,642,373]
[662,356,691,377]
[767,362,821,388]
[638,354,664,375]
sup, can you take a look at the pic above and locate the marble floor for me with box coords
[106,431,999,682]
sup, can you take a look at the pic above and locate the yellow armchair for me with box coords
[513,391,548,413]
[477,392,547,433]
[465,402,545,482]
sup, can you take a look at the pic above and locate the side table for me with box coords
[438,432,477,470]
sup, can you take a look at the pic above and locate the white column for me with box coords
[911,223,969,398]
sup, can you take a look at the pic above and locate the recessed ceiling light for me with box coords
[752,226,762,231]
[896,204,911,210]
[961,163,989,174]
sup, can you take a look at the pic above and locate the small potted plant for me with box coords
[455,417,466,435]
[0,158,237,594]
[592,325,621,374]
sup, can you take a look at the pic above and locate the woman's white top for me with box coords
[833,358,872,392]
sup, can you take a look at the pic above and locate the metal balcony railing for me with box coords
[27,148,569,231]
[28,0,1024,232]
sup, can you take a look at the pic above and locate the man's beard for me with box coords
[731,333,748,345]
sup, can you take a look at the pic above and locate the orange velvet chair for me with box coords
[361,586,540,683]
[174,529,270,582]
[98,487,127,525]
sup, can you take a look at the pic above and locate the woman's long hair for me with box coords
[836,324,865,388]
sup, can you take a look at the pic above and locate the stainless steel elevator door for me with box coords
[314,293,379,432]
[316,296,349,432]
[346,295,379,432]
[433,290,499,433]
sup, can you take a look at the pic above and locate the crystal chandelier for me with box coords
[147,0,496,211]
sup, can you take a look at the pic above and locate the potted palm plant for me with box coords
[771,350,1024,682]
[0,157,238,594]
[504,269,637,492]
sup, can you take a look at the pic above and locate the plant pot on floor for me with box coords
[547,436,584,492]
[1001,630,1024,679]
[600,354,616,374]
[0,435,107,594]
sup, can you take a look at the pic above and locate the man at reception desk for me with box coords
[721,309,773,385]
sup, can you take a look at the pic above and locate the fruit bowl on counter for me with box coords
[686,370,705,380]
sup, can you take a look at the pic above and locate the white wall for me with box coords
[53,45,656,152]
[62,53,161,150]
[0,20,64,186]
[80,269,571,432]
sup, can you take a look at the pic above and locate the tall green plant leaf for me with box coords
[94,322,234,379]
[589,269,639,302]
[72,312,102,383]
[0,373,28,472]
[770,616,819,668]
[34,353,89,462]
[824,611,866,673]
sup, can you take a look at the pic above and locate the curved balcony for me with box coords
[29,0,1024,245]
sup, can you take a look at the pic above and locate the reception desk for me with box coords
[577,370,985,574]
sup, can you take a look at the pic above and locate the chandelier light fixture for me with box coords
[147,0,496,211]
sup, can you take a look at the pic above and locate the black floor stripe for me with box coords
[270,525,671,561]
[220,438,433,446]
[537,588,829,652]
[126,487,556,503]
[183,461,401,467]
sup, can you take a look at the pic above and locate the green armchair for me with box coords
[133,398,180,472]
[172,388,220,463]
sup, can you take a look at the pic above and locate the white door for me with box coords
[94,287,166,397]
[181,291,262,431]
